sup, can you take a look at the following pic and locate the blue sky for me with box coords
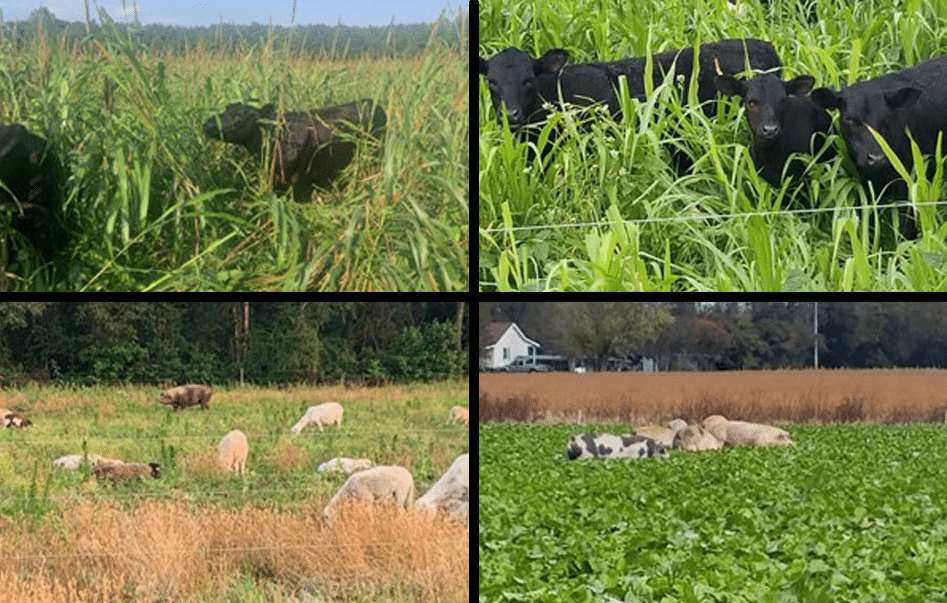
[0,0,463,27]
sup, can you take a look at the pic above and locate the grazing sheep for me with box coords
[564,433,669,460]
[158,384,213,410]
[93,461,161,482]
[702,414,794,447]
[290,402,344,435]
[2,409,31,428]
[447,406,469,425]
[317,457,374,474]
[217,429,249,474]
[673,424,725,451]
[634,425,679,448]
[53,454,122,470]
[322,466,414,519]
[415,454,469,527]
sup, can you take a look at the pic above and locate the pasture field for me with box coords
[479,369,947,424]
[0,382,470,602]
[2,16,468,291]
[479,0,947,291]
[480,423,947,602]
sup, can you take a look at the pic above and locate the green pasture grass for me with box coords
[1,10,468,291]
[0,382,469,516]
[481,423,947,601]
[479,0,947,291]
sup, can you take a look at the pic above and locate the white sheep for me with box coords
[447,406,469,425]
[317,457,374,474]
[322,466,414,520]
[93,461,161,481]
[665,418,688,432]
[672,424,725,451]
[634,425,679,448]
[415,454,469,526]
[217,429,249,474]
[290,402,343,435]
[53,453,122,470]
[703,415,794,447]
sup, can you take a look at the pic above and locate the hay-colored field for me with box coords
[0,383,469,602]
[479,369,947,424]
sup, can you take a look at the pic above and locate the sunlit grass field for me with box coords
[479,0,947,291]
[0,382,470,602]
[2,13,469,291]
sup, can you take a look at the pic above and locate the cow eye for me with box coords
[746,100,756,108]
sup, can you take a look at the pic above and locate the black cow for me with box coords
[715,73,835,189]
[203,99,386,201]
[0,123,69,270]
[479,38,782,130]
[811,56,947,196]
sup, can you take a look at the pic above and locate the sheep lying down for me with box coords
[290,402,343,435]
[54,454,123,470]
[93,461,161,481]
[447,406,469,425]
[1,408,31,428]
[317,457,373,474]
[322,466,414,519]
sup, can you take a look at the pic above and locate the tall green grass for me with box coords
[480,0,947,291]
[1,8,468,291]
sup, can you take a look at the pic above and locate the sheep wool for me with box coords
[290,402,343,435]
[217,429,249,474]
[322,466,414,519]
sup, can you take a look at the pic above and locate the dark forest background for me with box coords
[1,301,467,385]
[480,301,947,371]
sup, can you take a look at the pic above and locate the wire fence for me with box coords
[481,199,947,234]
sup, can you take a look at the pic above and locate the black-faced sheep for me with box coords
[218,429,248,474]
[2,409,31,428]
[322,466,414,520]
[290,402,343,435]
[158,384,213,410]
[93,461,161,481]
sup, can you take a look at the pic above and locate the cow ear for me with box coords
[714,74,745,97]
[811,87,841,110]
[479,57,488,75]
[885,86,921,110]
[785,75,815,96]
[261,104,276,119]
[537,48,569,74]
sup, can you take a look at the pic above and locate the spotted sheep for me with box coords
[564,433,669,460]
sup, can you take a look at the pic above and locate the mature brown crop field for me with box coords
[479,369,947,425]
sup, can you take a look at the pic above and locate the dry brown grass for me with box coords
[0,501,467,603]
[479,369,947,424]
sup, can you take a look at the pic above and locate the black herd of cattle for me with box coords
[0,99,386,274]
[479,38,947,226]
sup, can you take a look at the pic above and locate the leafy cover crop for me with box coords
[480,424,947,602]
